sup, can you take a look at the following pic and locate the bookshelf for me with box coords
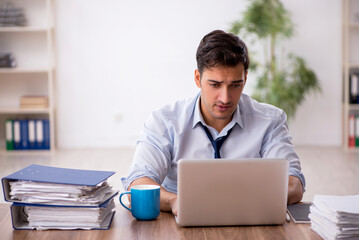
[343,0,359,150]
[0,0,55,152]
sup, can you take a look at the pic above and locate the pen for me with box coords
[286,212,291,222]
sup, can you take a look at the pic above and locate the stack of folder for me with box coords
[5,119,50,151]
[309,194,359,240]
[2,164,119,230]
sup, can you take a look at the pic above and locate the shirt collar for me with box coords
[192,94,244,130]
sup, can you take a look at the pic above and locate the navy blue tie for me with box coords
[200,123,233,159]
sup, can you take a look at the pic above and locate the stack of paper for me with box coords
[2,164,119,230]
[309,194,359,240]
[12,198,116,230]
[20,96,49,109]
[0,52,16,68]
[0,2,27,26]
[9,180,114,206]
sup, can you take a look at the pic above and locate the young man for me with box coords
[122,30,305,215]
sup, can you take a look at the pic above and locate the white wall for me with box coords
[283,0,342,146]
[55,0,342,148]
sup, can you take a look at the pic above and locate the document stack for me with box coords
[309,194,359,240]
[20,96,49,109]
[2,164,119,230]
[0,52,16,68]
[0,1,26,26]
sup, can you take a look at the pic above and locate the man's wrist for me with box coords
[288,176,303,204]
[167,193,177,208]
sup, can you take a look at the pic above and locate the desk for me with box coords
[0,204,321,240]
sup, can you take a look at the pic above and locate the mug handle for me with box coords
[119,192,132,212]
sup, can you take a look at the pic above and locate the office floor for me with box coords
[0,146,358,203]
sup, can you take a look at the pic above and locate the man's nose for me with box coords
[218,87,230,104]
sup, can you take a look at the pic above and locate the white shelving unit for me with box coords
[343,0,359,150]
[0,0,55,152]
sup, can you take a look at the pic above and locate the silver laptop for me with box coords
[175,158,289,227]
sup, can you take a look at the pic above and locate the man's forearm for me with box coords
[287,175,303,204]
[128,177,177,214]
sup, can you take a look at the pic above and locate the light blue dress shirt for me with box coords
[121,93,305,193]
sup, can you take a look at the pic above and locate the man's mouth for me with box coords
[216,104,231,112]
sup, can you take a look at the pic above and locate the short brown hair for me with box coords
[196,30,250,74]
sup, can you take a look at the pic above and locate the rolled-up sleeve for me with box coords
[121,110,173,191]
[260,110,306,192]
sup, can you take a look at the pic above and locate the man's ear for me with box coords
[194,69,201,88]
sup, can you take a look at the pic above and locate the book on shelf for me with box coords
[2,164,118,230]
[20,104,49,109]
[5,118,50,151]
[0,2,27,27]
[28,120,36,149]
[5,119,14,150]
[20,95,49,109]
[349,114,355,147]
[0,52,16,68]
[13,120,21,150]
[350,72,359,104]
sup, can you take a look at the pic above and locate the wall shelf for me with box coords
[0,26,50,32]
[0,68,50,74]
[0,0,56,152]
[343,0,359,150]
[0,108,51,114]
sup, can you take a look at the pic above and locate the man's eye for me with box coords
[210,83,220,88]
[232,83,243,88]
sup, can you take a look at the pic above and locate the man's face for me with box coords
[195,63,247,128]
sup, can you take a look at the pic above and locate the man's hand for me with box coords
[287,176,303,204]
[128,177,178,215]
[168,194,178,216]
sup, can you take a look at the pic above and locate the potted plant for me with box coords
[229,0,321,120]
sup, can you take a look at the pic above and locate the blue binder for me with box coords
[28,120,36,150]
[13,120,21,150]
[10,200,116,230]
[2,164,118,230]
[35,119,44,149]
[20,120,29,150]
[2,164,117,205]
[43,119,50,149]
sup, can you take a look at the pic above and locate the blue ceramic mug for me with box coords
[119,185,160,220]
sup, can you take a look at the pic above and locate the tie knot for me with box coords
[200,123,233,158]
